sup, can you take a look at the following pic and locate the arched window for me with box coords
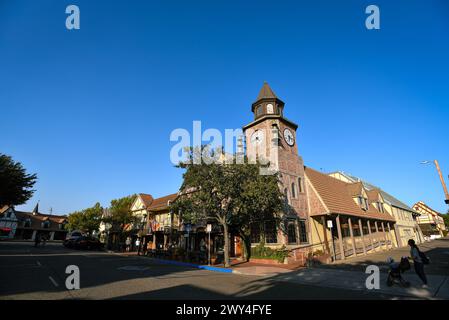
[256,105,263,117]
[298,177,303,193]
[291,183,296,198]
[284,188,289,205]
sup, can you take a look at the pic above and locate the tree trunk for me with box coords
[223,222,230,267]
[239,230,251,262]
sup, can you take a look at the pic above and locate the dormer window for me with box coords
[42,220,50,229]
[358,196,369,210]
[377,202,384,213]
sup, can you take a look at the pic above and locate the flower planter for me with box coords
[249,258,284,265]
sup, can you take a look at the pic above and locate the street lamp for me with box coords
[421,160,449,205]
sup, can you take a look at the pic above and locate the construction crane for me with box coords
[421,160,449,204]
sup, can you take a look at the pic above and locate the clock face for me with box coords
[266,103,274,114]
[283,128,295,146]
[250,130,264,146]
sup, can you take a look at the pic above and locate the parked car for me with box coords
[73,236,103,250]
[65,231,83,240]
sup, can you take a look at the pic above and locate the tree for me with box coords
[67,202,103,235]
[171,146,285,267]
[230,163,285,261]
[441,211,449,229]
[0,153,37,207]
[102,194,137,244]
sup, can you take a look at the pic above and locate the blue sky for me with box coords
[1,0,448,214]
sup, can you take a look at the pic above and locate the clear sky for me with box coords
[1,0,448,215]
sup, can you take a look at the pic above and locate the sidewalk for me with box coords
[237,266,449,299]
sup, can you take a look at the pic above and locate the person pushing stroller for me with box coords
[386,256,411,287]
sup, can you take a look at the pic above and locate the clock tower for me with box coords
[242,82,309,247]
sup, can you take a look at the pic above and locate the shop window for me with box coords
[287,223,297,244]
[299,220,308,243]
[264,221,277,244]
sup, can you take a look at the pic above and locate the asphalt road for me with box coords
[0,241,426,300]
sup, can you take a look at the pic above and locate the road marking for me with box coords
[36,261,41,266]
[48,276,59,287]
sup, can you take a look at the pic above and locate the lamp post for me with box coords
[138,214,147,256]
[421,160,449,204]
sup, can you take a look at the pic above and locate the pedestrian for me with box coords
[34,233,40,247]
[125,237,131,252]
[135,237,141,256]
[408,239,429,288]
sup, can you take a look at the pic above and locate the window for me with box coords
[42,220,50,229]
[298,220,308,243]
[256,105,263,117]
[287,223,297,244]
[284,188,289,205]
[377,202,384,213]
[358,196,369,210]
[250,222,261,244]
[24,218,31,228]
[291,183,296,198]
[298,177,303,193]
[264,221,277,244]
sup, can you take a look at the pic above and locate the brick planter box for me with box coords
[249,258,284,265]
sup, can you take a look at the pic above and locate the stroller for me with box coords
[386,257,411,287]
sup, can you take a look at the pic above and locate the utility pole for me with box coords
[434,160,449,204]
[422,160,449,204]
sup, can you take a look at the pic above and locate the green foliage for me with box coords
[441,213,449,229]
[103,194,137,233]
[0,153,37,207]
[67,202,103,234]
[250,241,290,263]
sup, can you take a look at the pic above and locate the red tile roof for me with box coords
[305,167,395,222]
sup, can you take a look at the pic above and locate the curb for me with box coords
[148,257,234,273]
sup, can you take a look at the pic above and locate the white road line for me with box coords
[48,276,59,287]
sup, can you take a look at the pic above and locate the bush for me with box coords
[250,241,290,263]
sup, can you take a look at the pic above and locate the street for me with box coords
[1,240,448,300]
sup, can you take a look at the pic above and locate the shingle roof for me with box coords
[148,193,178,211]
[367,189,382,203]
[15,210,67,230]
[305,167,395,221]
[138,193,154,207]
[256,82,278,100]
[336,172,417,213]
